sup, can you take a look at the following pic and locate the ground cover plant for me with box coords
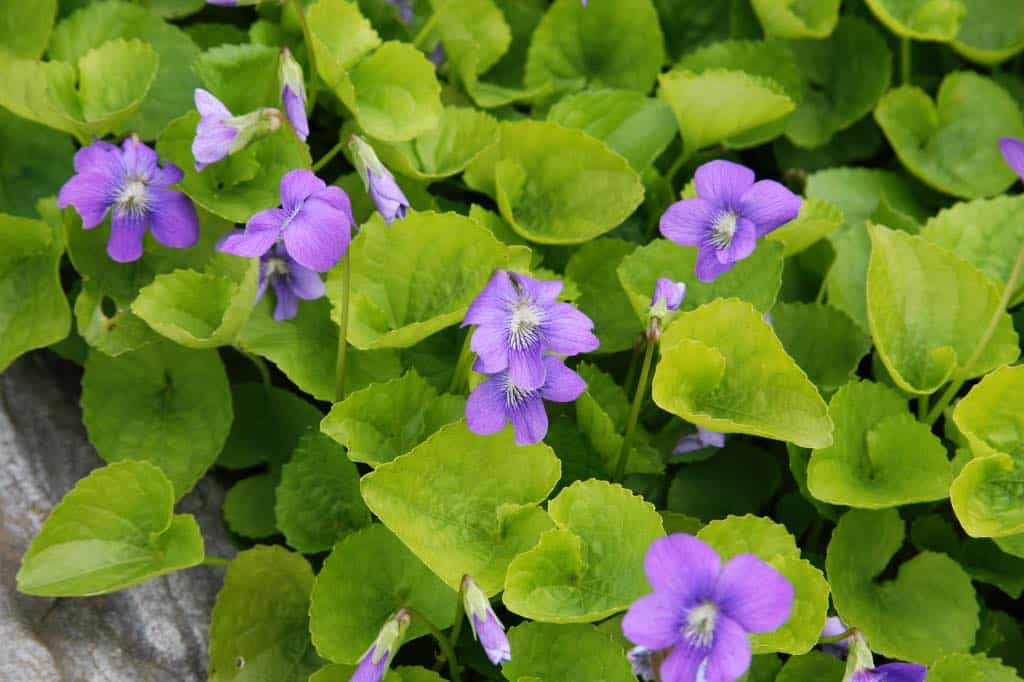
[4,0,1024,680]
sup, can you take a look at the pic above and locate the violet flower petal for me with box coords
[350,644,389,682]
[107,212,148,263]
[739,179,802,237]
[695,245,734,282]
[714,554,794,633]
[288,262,327,300]
[508,346,546,390]
[121,136,158,177]
[463,271,517,327]
[659,642,705,682]
[218,208,284,258]
[714,217,757,264]
[643,534,721,599]
[538,356,586,402]
[280,169,326,213]
[474,611,511,665]
[544,303,600,356]
[1000,136,1024,181]
[57,172,117,228]
[148,188,199,248]
[368,168,410,225]
[872,663,929,682]
[270,276,299,320]
[622,592,686,650]
[465,377,509,436]
[694,160,755,207]
[705,615,751,682]
[660,198,718,246]
[282,85,309,141]
[509,393,548,446]
[512,272,563,304]
[282,195,351,272]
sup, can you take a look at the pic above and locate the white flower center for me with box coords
[264,257,290,279]
[684,601,719,649]
[508,298,542,350]
[710,211,738,249]
[115,177,150,217]
[502,374,536,408]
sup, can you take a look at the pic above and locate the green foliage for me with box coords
[502,622,635,681]
[218,382,322,470]
[0,0,57,59]
[750,0,841,38]
[864,0,967,41]
[223,474,279,539]
[565,238,641,353]
[373,107,499,180]
[953,0,1024,65]
[668,444,783,520]
[194,43,281,113]
[927,654,1024,682]
[17,461,204,596]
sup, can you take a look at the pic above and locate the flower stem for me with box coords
[290,0,321,109]
[434,588,467,671]
[665,144,692,189]
[819,627,855,644]
[448,329,475,394]
[924,241,1024,425]
[413,13,439,51]
[334,251,351,403]
[312,138,345,173]
[916,394,929,421]
[623,337,644,394]
[614,338,656,482]
[404,606,461,682]
[901,38,912,85]
[202,556,230,567]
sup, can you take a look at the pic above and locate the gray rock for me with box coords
[0,354,235,682]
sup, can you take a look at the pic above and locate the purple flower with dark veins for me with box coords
[850,664,929,682]
[623,534,794,682]
[1000,137,1024,182]
[673,427,726,456]
[219,169,354,273]
[660,160,801,282]
[193,89,282,171]
[258,244,325,321]
[466,355,586,445]
[349,135,411,225]
[351,608,411,682]
[463,271,599,390]
[462,575,511,665]
[279,48,308,141]
[58,136,198,263]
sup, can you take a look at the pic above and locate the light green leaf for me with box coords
[194,43,281,113]
[751,0,841,38]
[132,258,260,350]
[309,524,458,664]
[502,623,635,682]
[81,342,233,499]
[156,111,312,224]
[372,106,498,181]
[921,196,1024,305]
[927,654,1024,682]
[0,212,70,372]
[874,72,1024,198]
[548,90,678,171]
[826,509,979,663]
[307,0,380,94]
[275,431,371,554]
[698,515,830,655]
[807,167,930,230]
[658,69,795,153]
[617,239,785,321]
[223,474,278,539]
[770,303,871,393]
[668,444,783,521]
[237,296,404,401]
[953,0,1024,65]
[321,371,463,466]
[950,364,1024,537]
[807,380,952,507]
[785,17,892,149]
[209,546,320,682]
[0,110,73,218]
[867,224,1019,394]
[654,298,833,449]
[73,282,161,356]
[217,383,322,470]
[133,0,205,19]
[362,422,560,594]
[50,0,202,139]
[347,41,442,142]
[16,461,204,596]
[775,652,844,682]
[864,0,966,41]
[525,0,664,99]
[465,120,644,244]
[335,211,525,349]
[504,479,664,623]
[0,0,57,58]
[766,199,843,256]
[564,238,641,354]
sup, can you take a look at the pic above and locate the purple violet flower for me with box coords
[651,278,687,314]
[57,136,198,263]
[819,616,851,658]
[463,271,599,390]
[1000,137,1024,182]
[462,575,511,665]
[351,608,411,682]
[349,135,411,225]
[673,427,726,456]
[386,0,414,24]
[466,355,586,445]
[850,663,929,682]
[622,534,794,682]
[279,48,309,142]
[660,160,801,282]
[628,646,658,681]
[193,89,282,171]
[258,243,325,321]
[218,169,354,273]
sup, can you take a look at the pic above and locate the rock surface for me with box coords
[0,354,234,681]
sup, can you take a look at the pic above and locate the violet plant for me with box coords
[4,1,1024,682]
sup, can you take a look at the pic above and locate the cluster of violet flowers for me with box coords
[462,271,599,445]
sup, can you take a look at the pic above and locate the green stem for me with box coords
[404,606,461,682]
[623,338,644,394]
[447,329,475,394]
[815,278,828,304]
[916,394,929,421]
[614,338,656,482]
[664,145,692,189]
[413,13,439,51]
[924,241,1024,425]
[239,349,272,387]
[900,38,912,85]
[434,587,466,671]
[819,627,855,645]
[202,556,230,567]
[312,138,345,173]
[334,251,351,403]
